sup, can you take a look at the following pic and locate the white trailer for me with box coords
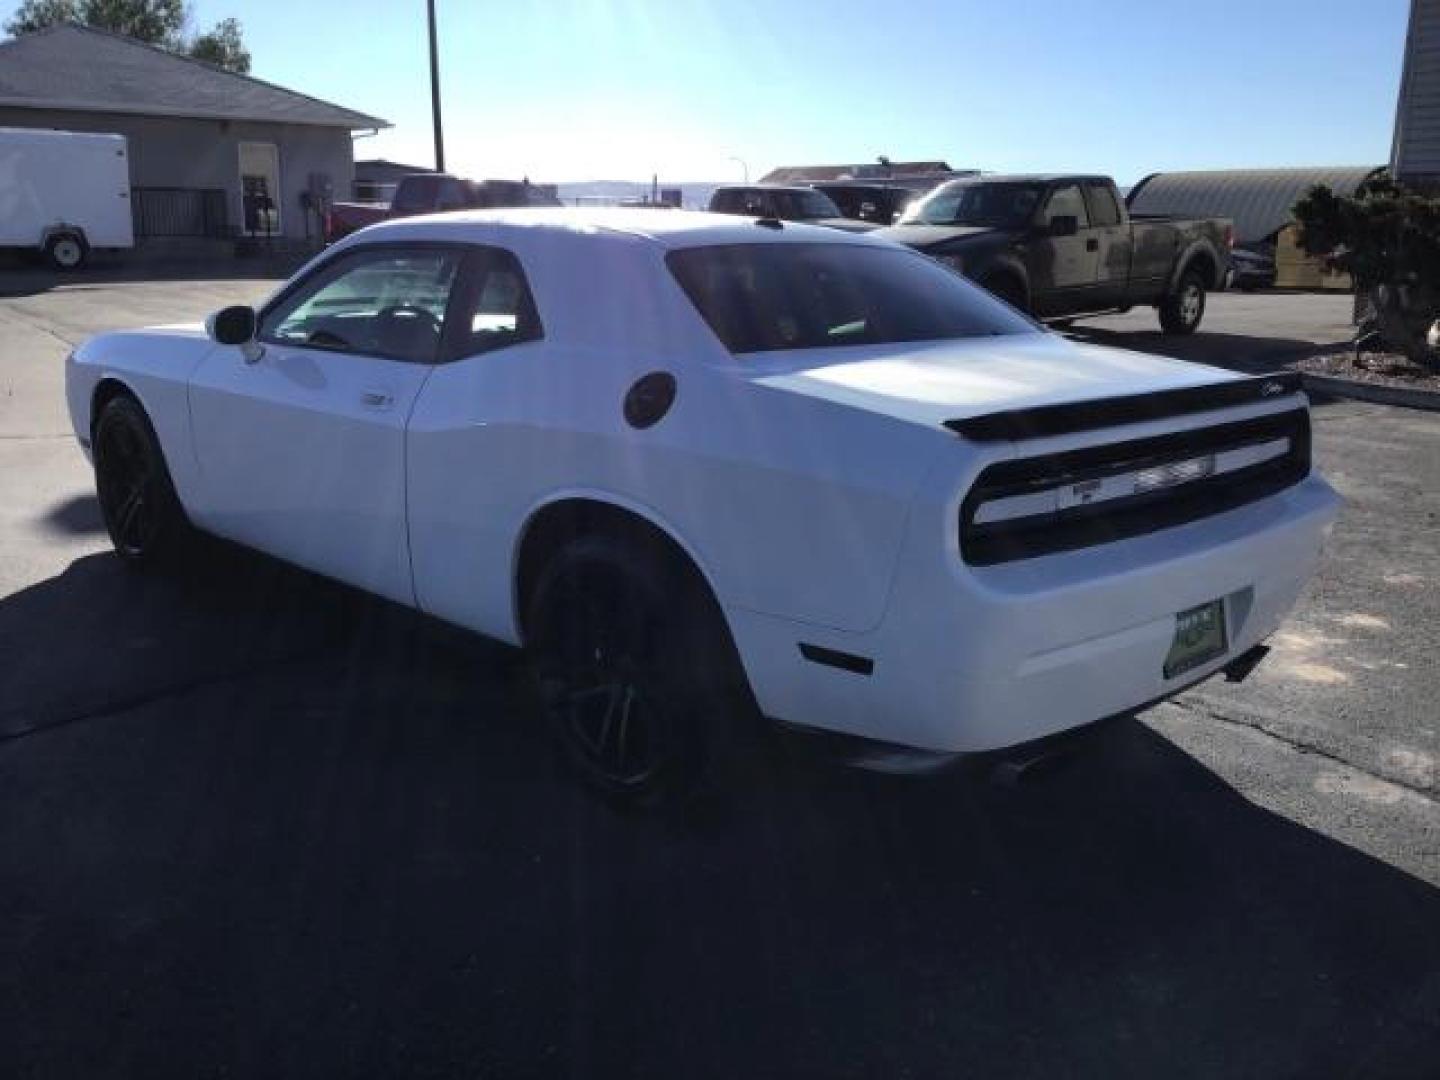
[0,128,133,270]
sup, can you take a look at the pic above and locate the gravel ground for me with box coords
[1298,349,1440,391]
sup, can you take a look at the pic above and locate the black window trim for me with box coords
[256,240,542,366]
[1041,181,1091,229]
[437,246,546,364]
[1082,181,1122,229]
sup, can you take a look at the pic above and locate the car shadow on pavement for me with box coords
[40,494,105,536]
[2,545,1438,1078]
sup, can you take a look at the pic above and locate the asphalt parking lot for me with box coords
[2,274,1438,1078]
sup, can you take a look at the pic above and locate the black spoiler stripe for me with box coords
[944,372,1304,442]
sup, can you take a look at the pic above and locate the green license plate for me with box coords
[1164,599,1228,679]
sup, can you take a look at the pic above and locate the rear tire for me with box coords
[1159,267,1206,334]
[93,395,189,565]
[981,273,1029,314]
[525,534,751,809]
[44,231,88,271]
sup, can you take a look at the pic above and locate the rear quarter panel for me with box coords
[407,340,944,645]
[1128,217,1230,298]
[1127,220,1182,299]
[404,231,946,644]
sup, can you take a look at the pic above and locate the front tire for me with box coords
[1159,267,1207,334]
[93,395,189,564]
[525,535,746,808]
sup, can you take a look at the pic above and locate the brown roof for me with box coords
[0,23,388,129]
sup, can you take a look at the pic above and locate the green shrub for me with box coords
[1293,172,1440,365]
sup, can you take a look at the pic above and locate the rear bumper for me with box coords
[728,472,1339,754]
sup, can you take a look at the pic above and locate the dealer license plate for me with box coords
[1164,599,1228,679]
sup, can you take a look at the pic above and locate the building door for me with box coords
[238,141,281,236]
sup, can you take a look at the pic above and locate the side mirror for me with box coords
[1047,215,1079,238]
[207,305,256,346]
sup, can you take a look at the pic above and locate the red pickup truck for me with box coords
[327,174,560,242]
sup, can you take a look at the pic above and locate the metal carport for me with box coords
[1127,167,1382,246]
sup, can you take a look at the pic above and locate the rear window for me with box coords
[667,242,1037,355]
[393,176,441,212]
[709,189,752,214]
[778,189,842,220]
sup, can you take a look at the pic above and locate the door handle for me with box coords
[1085,238,1099,252]
[361,389,394,410]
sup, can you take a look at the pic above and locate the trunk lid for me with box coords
[745,332,1239,432]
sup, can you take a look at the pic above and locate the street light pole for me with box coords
[728,156,749,183]
[427,0,445,173]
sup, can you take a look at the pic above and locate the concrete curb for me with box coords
[1300,372,1440,412]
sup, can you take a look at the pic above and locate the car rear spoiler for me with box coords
[943,372,1303,442]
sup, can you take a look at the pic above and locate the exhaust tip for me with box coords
[1223,644,1271,683]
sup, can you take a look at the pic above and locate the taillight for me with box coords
[958,409,1311,564]
[1225,224,1234,250]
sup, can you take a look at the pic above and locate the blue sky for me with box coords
[5,0,1411,184]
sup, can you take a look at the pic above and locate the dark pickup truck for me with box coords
[875,174,1232,334]
[327,174,560,242]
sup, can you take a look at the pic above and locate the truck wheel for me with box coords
[1160,268,1206,334]
[93,395,189,564]
[982,274,1029,313]
[44,232,88,271]
[525,534,748,809]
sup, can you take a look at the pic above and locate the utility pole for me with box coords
[427,0,445,172]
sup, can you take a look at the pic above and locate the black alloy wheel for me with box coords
[527,536,733,807]
[93,395,186,563]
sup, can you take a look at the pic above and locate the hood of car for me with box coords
[746,332,1238,432]
[872,224,1003,250]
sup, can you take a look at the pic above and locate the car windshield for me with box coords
[898,181,1045,228]
[667,242,1037,355]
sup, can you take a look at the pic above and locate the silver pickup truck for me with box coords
[874,173,1233,334]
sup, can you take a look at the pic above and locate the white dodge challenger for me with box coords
[67,209,1339,803]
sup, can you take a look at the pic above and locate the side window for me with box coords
[392,176,438,213]
[435,178,469,210]
[259,248,460,363]
[1085,182,1122,227]
[1039,184,1090,229]
[447,248,543,359]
